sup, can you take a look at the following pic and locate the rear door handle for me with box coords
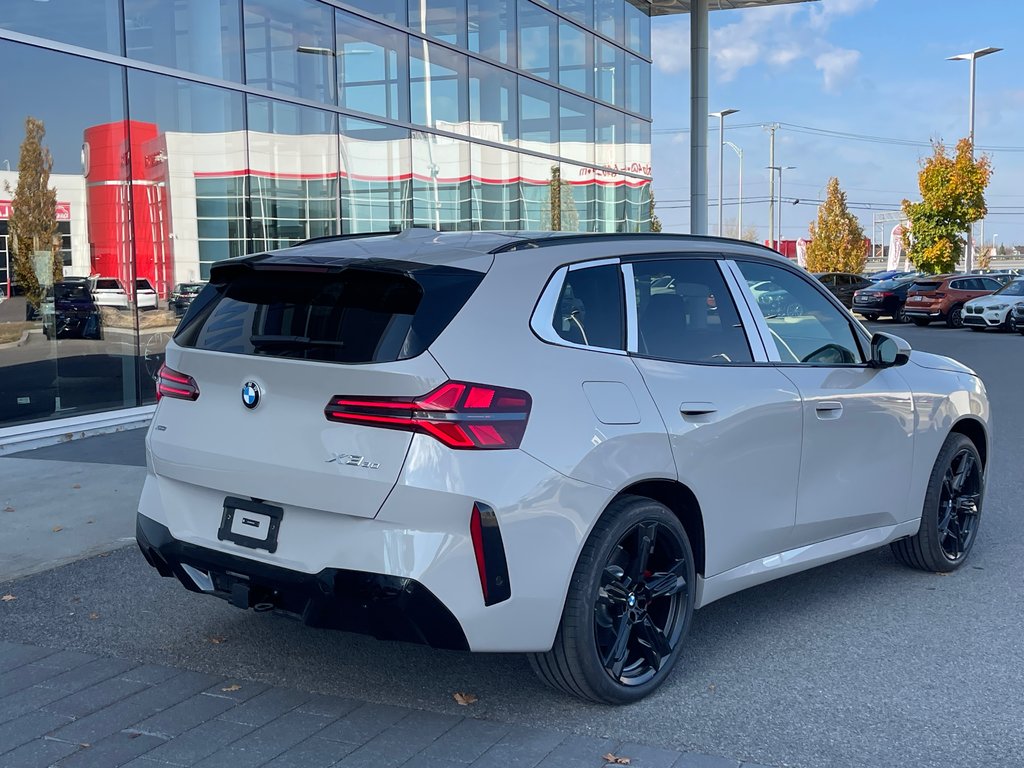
[815,401,844,420]
[680,402,718,417]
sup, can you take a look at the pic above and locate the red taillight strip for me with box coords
[156,364,200,402]
[324,380,531,450]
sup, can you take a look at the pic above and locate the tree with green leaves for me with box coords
[648,186,662,233]
[902,139,991,275]
[4,117,62,310]
[805,177,866,273]
[546,165,579,232]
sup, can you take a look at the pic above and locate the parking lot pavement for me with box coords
[1,323,1023,768]
[0,640,756,768]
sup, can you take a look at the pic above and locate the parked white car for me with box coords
[135,278,159,311]
[963,278,1024,331]
[137,231,990,704]
[91,277,129,310]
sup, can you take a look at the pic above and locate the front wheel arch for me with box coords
[950,417,988,470]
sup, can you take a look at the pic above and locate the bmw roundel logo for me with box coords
[241,381,261,409]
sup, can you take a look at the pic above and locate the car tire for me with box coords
[911,318,930,327]
[895,306,909,324]
[1002,313,1014,333]
[528,495,695,704]
[891,433,983,573]
[945,305,965,328]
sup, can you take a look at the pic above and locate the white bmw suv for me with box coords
[137,231,989,704]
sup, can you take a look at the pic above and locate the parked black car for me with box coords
[813,272,874,308]
[43,278,103,340]
[851,275,918,323]
[169,282,205,317]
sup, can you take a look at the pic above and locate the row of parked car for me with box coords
[811,268,1024,335]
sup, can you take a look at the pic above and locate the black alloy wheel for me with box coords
[892,433,983,572]
[529,496,695,704]
[1003,313,1015,332]
[946,305,965,328]
[896,305,909,323]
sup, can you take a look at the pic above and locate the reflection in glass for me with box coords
[559,92,594,166]
[125,0,242,82]
[519,78,559,153]
[412,133,471,230]
[595,172,626,233]
[595,0,624,44]
[624,116,651,173]
[469,59,518,144]
[340,118,412,233]
[558,21,592,95]
[468,0,515,67]
[560,163,594,232]
[626,180,652,232]
[410,41,469,128]
[596,105,624,169]
[470,145,521,230]
[337,11,409,122]
[346,0,407,25]
[0,0,122,54]
[0,40,139,424]
[560,0,594,27]
[595,40,624,107]
[518,0,557,81]
[625,1,650,57]
[243,0,335,104]
[409,0,468,47]
[625,54,650,116]
[247,98,339,252]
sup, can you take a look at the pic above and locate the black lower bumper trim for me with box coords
[136,514,469,651]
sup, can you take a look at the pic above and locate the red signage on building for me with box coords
[0,200,72,221]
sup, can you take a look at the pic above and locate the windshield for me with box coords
[54,284,90,300]
[995,280,1024,297]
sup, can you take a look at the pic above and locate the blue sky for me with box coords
[649,0,1024,249]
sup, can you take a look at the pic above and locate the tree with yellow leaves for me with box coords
[805,177,866,273]
[902,139,991,275]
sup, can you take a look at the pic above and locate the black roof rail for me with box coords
[289,230,399,247]
[488,231,784,256]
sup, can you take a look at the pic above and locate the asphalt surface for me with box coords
[1,321,1023,768]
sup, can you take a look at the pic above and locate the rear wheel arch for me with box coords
[610,480,706,578]
[950,417,988,469]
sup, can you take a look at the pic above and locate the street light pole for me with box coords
[948,46,1002,272]
[767,165,795,252]
[724,141,743,237]
[710,109,738,237]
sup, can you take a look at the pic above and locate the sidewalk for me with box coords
[0,431,774,768]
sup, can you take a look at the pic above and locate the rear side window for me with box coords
[175,266,482,364]
[633,259,752,365]
[552,265,624,350]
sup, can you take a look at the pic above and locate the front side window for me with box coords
[737,261,864,366]
[632,259,752,365]
[552,265,624,350]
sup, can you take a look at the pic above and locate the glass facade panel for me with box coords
[0,0,653,430]
[243,0,335,104]
[247,97,339,251]
[624,1,650,57]
[0,0,121,54]
[518,0,557,82]
[558,21,592,95]
[125,0,243,82]
[0,40,137,424]
[410,41,469,128]
[337,11,409,122]
[469,59,518,144]
[340,118,412,233]
[468,0,515,67]
[409,0,467,47]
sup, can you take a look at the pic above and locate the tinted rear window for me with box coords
[911,281,941,291]
[175,266,482,364]
[136,279,154,290]
[95,279,122,290]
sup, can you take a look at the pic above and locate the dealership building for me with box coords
[0,0,803,441]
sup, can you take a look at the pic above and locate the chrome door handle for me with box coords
[680,402,718,417]
[815,401,843,420]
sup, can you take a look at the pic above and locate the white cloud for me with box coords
[809,0,879,30]
[814,48,861,91]
[651,21,690,75]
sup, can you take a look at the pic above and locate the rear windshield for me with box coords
[55,284,90,300]
[910,281,941,291]
[174,266,482,364]
[136,279,154,290]
[95,279,122,290]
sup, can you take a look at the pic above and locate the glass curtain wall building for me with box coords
[0,0,652,430]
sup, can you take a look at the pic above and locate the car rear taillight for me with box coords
[325,381,532,450]
[156,364,200,402]
[877,291,894,298]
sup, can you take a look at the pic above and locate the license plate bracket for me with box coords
[218,497,283,553]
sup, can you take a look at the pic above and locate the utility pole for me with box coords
[764,123,779,246]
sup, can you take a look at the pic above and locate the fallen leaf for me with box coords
[452,692,478,706]
[935,572,949,577]
[3,506,14,512]
[89,612,99,620]
[222,684,242,692]
[603,754,631,765]
[72,484,81,489]
[52,525,63,533]
[1,594,15,602]
[707,683,716,693]
[78,743,91,749]
[86,520,94,525]
[208,635,226,644]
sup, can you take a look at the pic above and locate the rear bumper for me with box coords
[904,307,943,318]
[136,513,470,650]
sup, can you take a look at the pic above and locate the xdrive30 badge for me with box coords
[241,381,261,409]
[326,453,380,470]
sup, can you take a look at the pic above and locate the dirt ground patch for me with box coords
[100,308,178,329]
[0,321,36,344]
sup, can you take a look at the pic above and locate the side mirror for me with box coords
[870,332,911,368]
